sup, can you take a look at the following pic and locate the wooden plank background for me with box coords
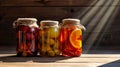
[0,0,93,6]
[0,0,94,46]
[0,0,120,50]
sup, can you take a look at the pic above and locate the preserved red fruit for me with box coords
[16,25,39,57]
[60,28,82,57]
[60,18,85,57]
[13,18,39,57]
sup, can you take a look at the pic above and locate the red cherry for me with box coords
[27,42,31,47]
[20,25,29,31]
[26,33,35,40]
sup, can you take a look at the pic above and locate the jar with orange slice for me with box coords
[60,18,86,57]
[38,20,60,57]
[13,18,39,57]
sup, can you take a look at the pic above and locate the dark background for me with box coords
[0,0,120,51]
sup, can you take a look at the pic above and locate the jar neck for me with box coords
[40,20,59,28]
[63,21,80,25]
[41,25,59,29]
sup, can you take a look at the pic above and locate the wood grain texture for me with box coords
[0,7,86,20]
[0,54,120,67]
[0,0,93,7]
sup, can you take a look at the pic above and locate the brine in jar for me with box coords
[13,18,39,57]
[60,18,86,57]
[38,20,60,57]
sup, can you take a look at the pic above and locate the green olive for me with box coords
[53,40,59,49]
[46,45,52,51]
[46,27,60,38]
[54,50,60,56]
[40,45,47,55]
[47,50,55,57]
[46,38,55,45]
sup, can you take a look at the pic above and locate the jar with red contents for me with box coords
[13,18,39,57]
[60,18,86,57]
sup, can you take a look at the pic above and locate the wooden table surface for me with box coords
[0,54,120,67]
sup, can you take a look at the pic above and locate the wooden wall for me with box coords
[0,0,120,50]
[0,0,93,18]
[0,0,93,46]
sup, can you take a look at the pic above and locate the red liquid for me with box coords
[16,25,39,56]
[60,28,82,57]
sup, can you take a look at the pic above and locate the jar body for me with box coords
[15,25,39,56]
[38,26,60,57]
[60,24,82,57]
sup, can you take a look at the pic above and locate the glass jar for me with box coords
[60,18,86,57]
[13,18,39,57]
[38,20,60,57]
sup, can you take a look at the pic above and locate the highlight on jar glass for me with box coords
[60,18,86,57]
[38,20,60,57]
[13,18,39,57]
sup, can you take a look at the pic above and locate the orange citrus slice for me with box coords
[70,29,82,48]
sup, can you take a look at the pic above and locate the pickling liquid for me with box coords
[16,25,39,57]
[38,27,60,57]
[60,27,82,57]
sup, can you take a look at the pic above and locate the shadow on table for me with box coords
[98,59,120,67]
[0,55,74,63]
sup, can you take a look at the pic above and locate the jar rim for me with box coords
[40,20,58,23]
[63,18,80,22]
[17,18,37,22]
[40,20,59,26]
[13,18,38,28]
[62,18,80,25]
